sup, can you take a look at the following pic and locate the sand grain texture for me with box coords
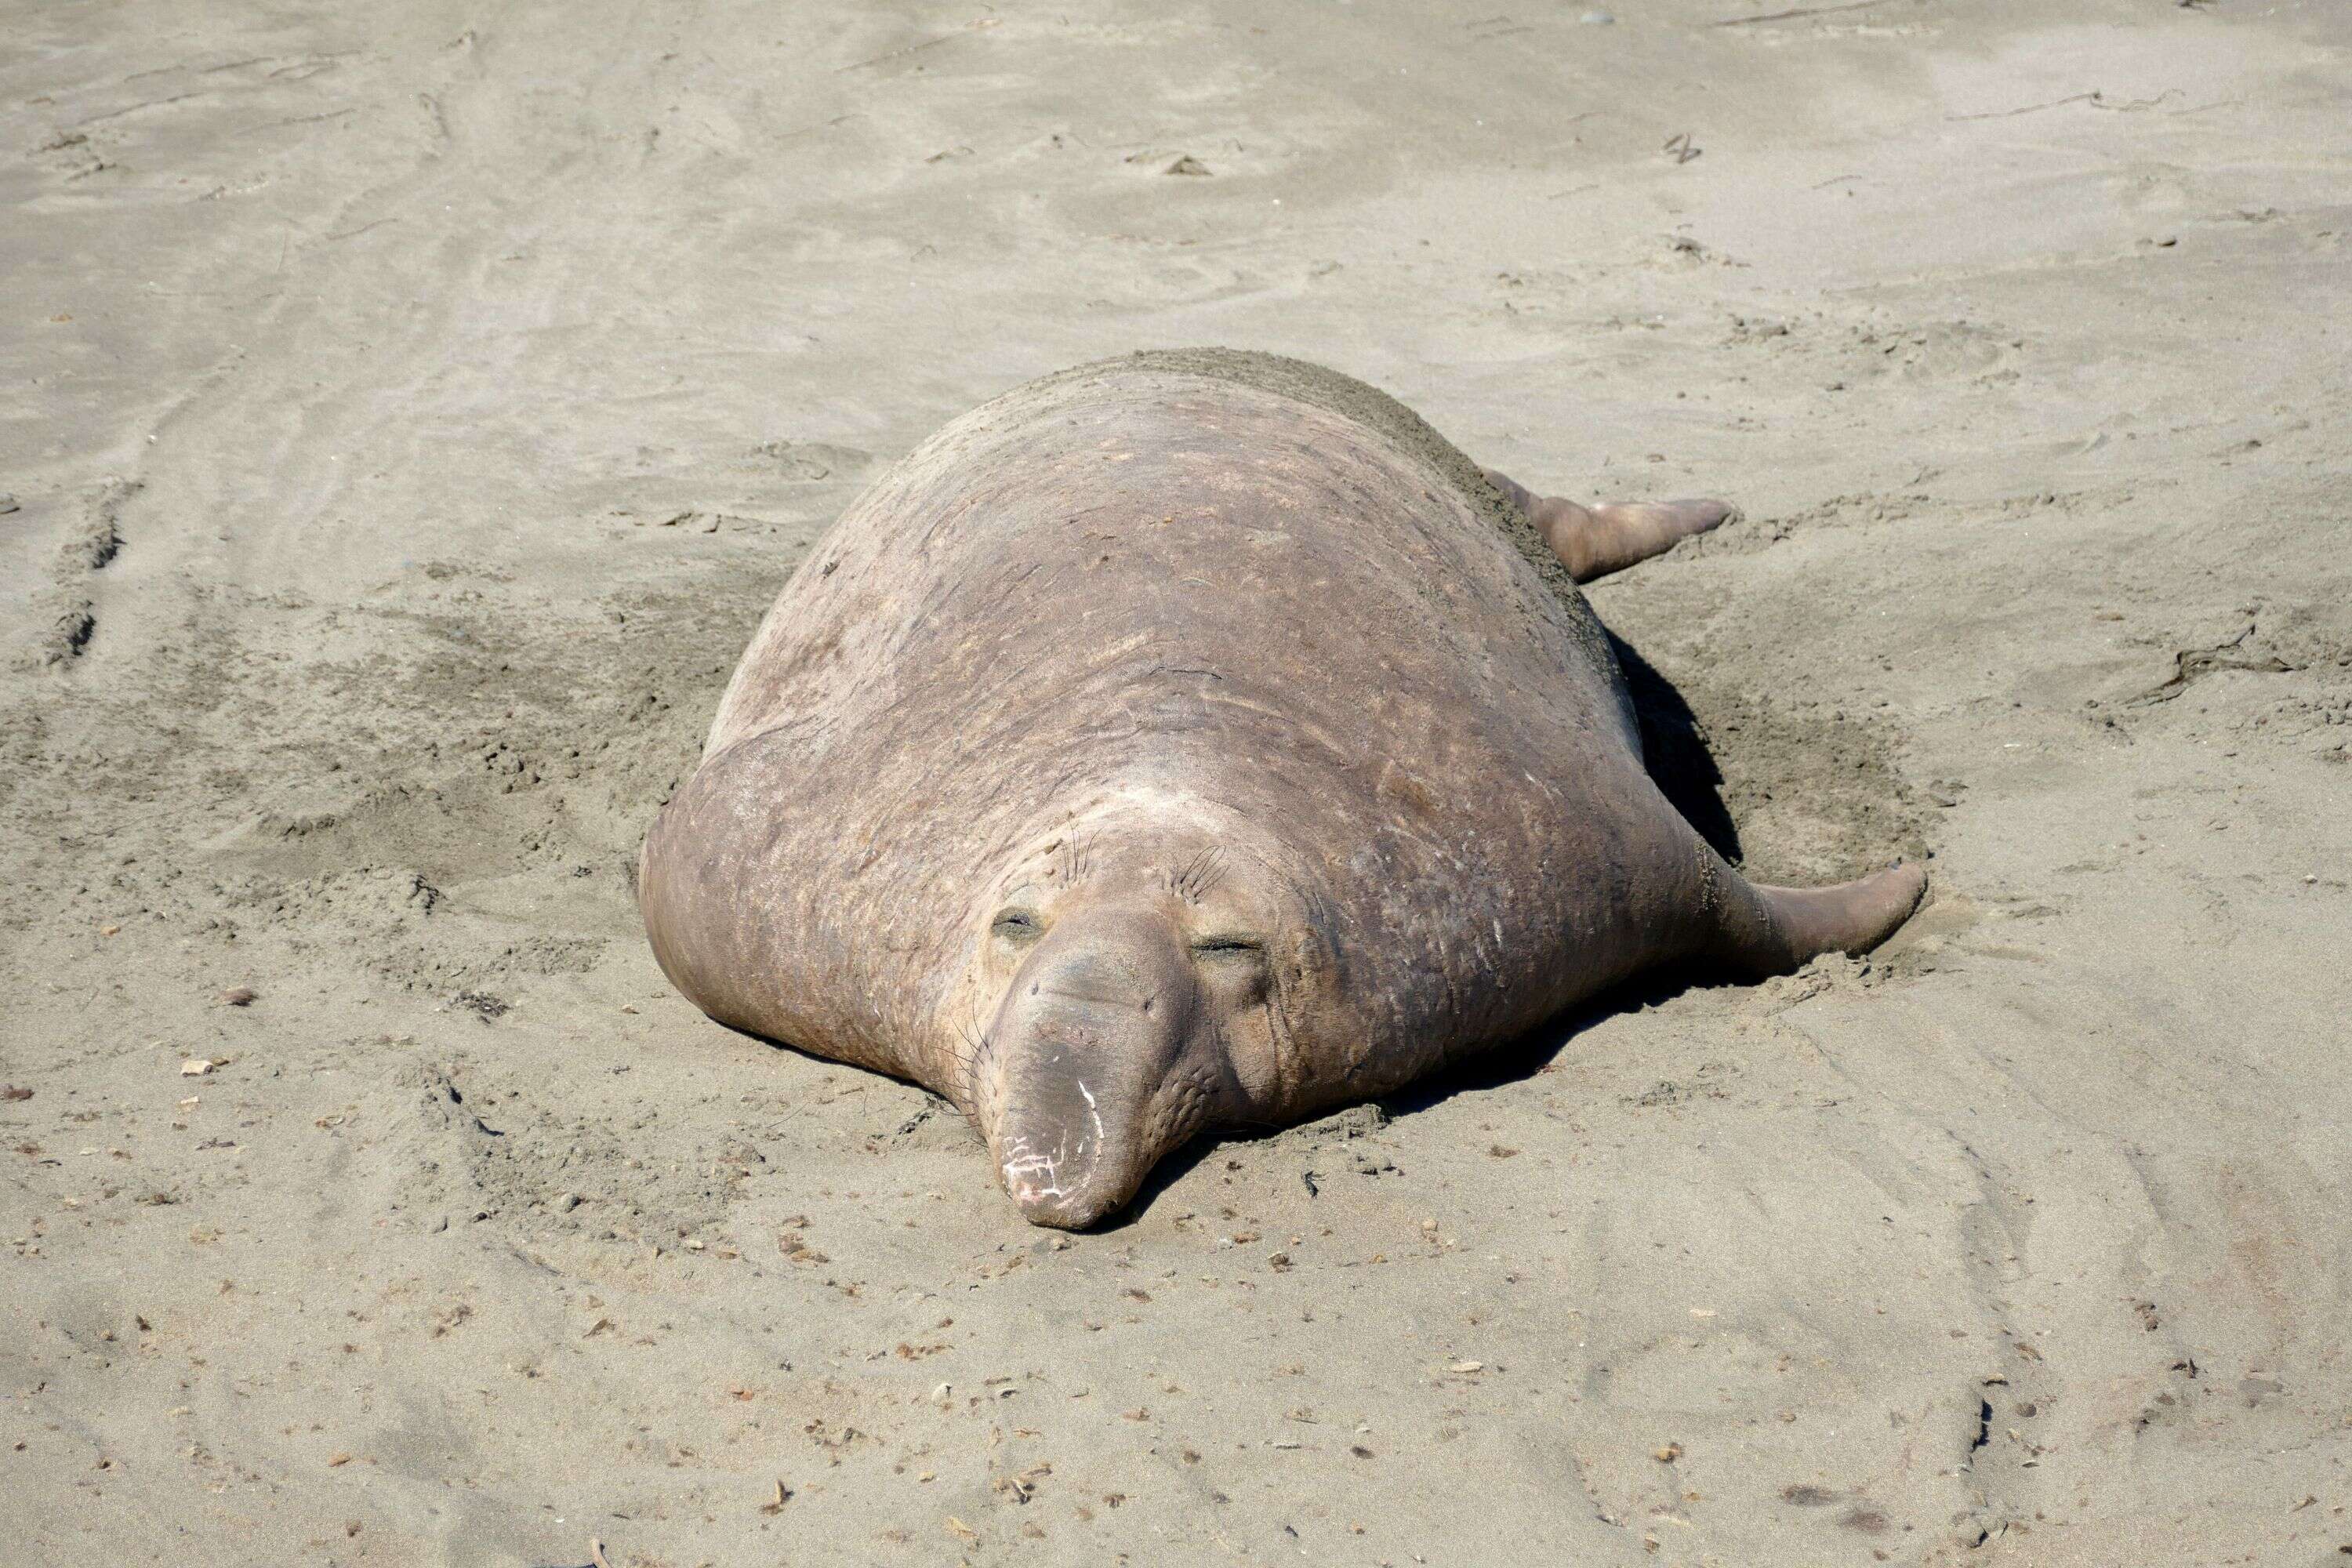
[3,2,2348,1563]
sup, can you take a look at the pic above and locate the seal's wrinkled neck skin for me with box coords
[949,804,1317,1229]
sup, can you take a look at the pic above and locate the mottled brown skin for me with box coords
[640,351,1924,1228]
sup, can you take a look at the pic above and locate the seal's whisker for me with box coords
[1165,844,1226,902]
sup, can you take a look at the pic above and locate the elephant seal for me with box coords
[640,349,1924,1228]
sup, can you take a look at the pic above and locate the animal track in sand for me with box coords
[21,481,138,668]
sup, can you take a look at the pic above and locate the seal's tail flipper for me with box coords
[1706,860,1927,979]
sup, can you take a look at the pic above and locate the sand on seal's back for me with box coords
[1025,347,1621,684]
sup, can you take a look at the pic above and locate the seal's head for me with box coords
[951,794,1330,1229]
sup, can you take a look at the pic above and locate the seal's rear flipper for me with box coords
[1483,468,1734,583]
[1705,859,1928,979]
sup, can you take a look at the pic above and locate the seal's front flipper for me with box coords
[1483,468,1733,583]
[1703,858,1927,979]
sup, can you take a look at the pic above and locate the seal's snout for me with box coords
[982,907,1194,1229]
[992,1038,1130,1229]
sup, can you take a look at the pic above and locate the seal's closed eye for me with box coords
[1189,934,1264,960]
[992,908,1044,943]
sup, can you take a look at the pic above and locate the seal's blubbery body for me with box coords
[641,351,1922,1226]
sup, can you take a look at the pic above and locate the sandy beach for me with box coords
[4,1,2349,1563]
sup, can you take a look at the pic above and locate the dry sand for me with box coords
[4,2,2349,1563]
